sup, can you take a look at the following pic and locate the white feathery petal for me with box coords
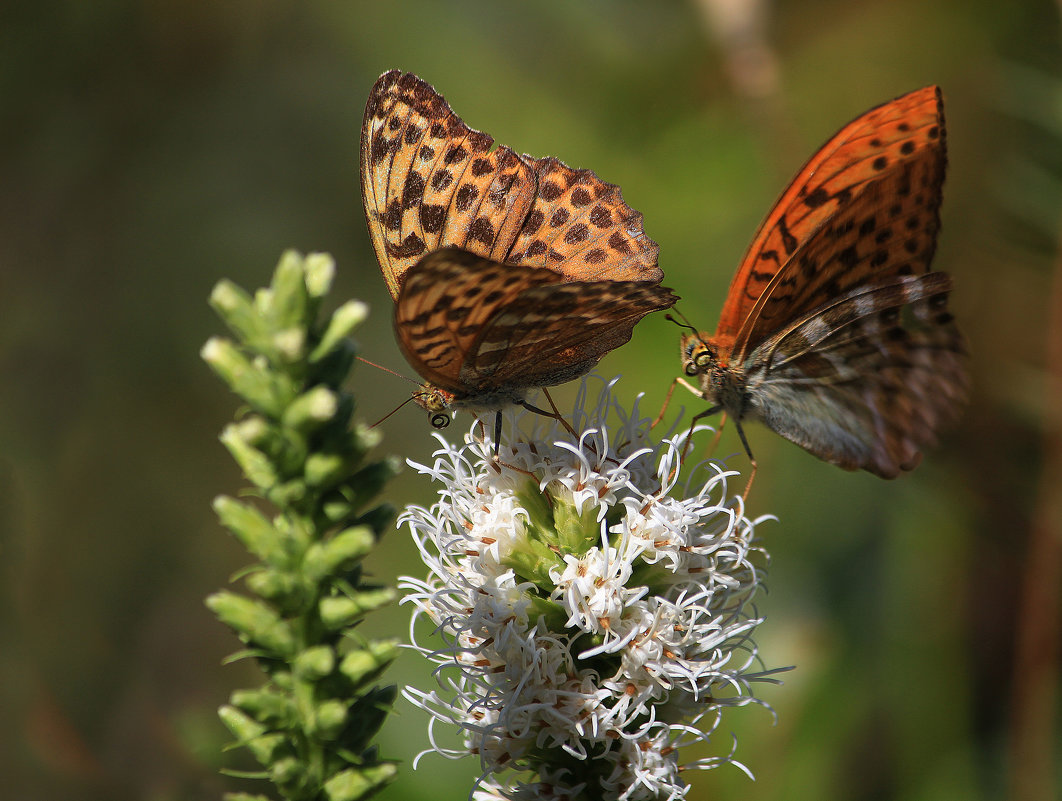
[398,376,781,799]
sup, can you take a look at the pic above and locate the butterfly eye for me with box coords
[694,347,714,370]
[683,344,713,376]
[430,412,451,429]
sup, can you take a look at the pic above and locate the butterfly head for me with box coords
[412,385,455,429]
[680,332,724,377]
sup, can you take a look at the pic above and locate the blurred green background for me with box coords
[3,0,1060,799]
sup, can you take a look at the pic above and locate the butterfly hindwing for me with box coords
[467,277,679,387]
[392,248,558,393]
[744,273,967,476]
[395,248,676,394]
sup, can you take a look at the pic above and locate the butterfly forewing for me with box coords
[362,71,663,305]
[361,70,538,298]
[505,157,662,283]
[732,147,946,361]
[745,273,967,476]
[720,86,945,357]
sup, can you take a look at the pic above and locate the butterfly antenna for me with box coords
[368,394,421,428]
[665,311,703,339]
[356,356,423,387]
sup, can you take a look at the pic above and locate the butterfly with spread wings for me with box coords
[361,70,677,438]
[676,86,967,482]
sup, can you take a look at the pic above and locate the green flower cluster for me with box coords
[203,251,399,801]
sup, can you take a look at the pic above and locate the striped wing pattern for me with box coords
[395,248,677,399]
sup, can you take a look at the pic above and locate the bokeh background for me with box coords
[3,1,1060,799]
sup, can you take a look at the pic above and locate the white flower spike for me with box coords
[399,376,782,800]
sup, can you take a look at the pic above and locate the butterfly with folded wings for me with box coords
[361,70,677,439]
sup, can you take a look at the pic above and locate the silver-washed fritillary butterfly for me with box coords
[678,86,967,479]
[361,70,677,432]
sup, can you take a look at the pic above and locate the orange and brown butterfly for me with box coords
[676,85,967,479]
[360,70,677,433]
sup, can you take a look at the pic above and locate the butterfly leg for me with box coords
[651,376,704,429]
[542,389,628,468]
[729,417,758,499]
[705,411,728,459]
[542,388,579,439]
[469,411,510,459]
[471,414,508,473]
[685,403,724,457]
[492,410,503,458]
[659,402,724,487]
[662,401,722,484]
[485,410,518,475]
[517,395,578,439]
[469,415,490,451]
[688,405,757,498]
[478,407,541,479]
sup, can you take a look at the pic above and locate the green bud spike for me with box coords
[323,764,397,801]
[292,646,335,680]
[206,252,395,798]
[302,528,375,581]
[312,300,369,363]
[206,591,295,656]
